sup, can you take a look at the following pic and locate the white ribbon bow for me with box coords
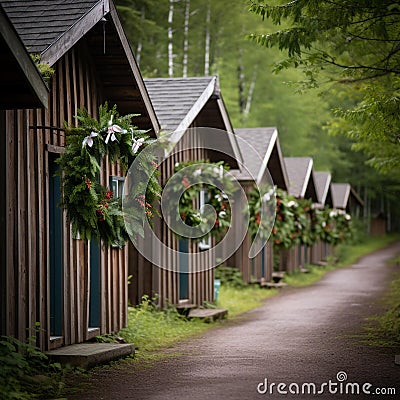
[82,131,98,148]
[132,137,145,154]
[105,115,127,144]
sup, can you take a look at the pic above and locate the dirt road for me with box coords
[72,243,400,399]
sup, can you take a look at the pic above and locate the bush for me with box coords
[214,265,247,288]
[0,336,64,399]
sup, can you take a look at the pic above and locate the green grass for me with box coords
[335,233,400,266]
[118,298,209,358]
[284,233,400,287]
[356,271,400,348]
[283,263,336,287]
[216,285,278,317]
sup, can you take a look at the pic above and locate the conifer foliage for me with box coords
[57,104,160,247]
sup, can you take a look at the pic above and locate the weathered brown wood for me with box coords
[0,111,6,335]
[41,0,106,67]
[46,144,65,154]
[17,110,28,341]
[27,109,37,339]
[2,4,161,351]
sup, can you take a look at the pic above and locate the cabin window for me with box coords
[109,176,125,198]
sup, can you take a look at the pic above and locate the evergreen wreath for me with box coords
[249,187,354,251]
[247,184,276,241]
[57,103,161,247]
[168,160,236,241]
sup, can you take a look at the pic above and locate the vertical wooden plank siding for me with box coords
[0,111,6,336]
[5,111,16,337]
[223,182,274,284]
[129,130,214,307]
[4,41,129,351]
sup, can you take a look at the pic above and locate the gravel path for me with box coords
[71,243,400,399]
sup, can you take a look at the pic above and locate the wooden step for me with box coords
[261,281,288,289]
[188,308,228,322]
[46,342,135,369]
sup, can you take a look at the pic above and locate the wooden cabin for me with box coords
[281,157,318,272]
[312,171,334,264]
[227,127,289,284]
[331,183,364,215]
[129,76,241,308]
[0,2,49,341]
[370,212,387,236]
[1,0,159,351]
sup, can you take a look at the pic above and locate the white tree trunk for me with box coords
[136,6,145,66]
[204,2,211,76]
[243,65,258,121]
[237,47,245,114]
[168,0,175,77]
[182,0,190,77]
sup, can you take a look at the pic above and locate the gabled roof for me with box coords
[232,127,288,190]
[144,76,242,168]
[144,77,215,133]
[314,171,333,207]
[331,183,363,211]
[0,3,48,109]
[1,0,98,57]
[2,0,159,133]
[284,157,318,201]
[331,183,349,210]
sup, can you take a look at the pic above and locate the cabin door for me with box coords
[89,240,100,329]
[178,239,189,300]
[49,154,63,337]
[261,247,265,278]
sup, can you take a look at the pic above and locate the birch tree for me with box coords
[182,0,190,77]
[204,1,211,75]
[136,5,145,66]
[243,65,257,122]
[168,0,175,77]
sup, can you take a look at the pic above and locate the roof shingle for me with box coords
[331,183,350,210]
[1,0,99,54]
[144,77,216,133]
[233,127,276,182]
[314,171,331,205]
[284,157,313,198]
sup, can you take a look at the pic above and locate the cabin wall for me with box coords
[4,41,128,350]
[224,182,273,284]
[129,128,215,308]
[311,241,323,264]
[278,247,298,273]
[161,128,215,307]
[0,111,6,336]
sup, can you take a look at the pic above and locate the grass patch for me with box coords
[284,234,400,287]
[283,264,336,287]
[335,233,400,266]
[359,271,400,348]
[118,298,209,359]
[216,285,277,317]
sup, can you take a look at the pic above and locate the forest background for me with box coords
[115,0,400,231]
